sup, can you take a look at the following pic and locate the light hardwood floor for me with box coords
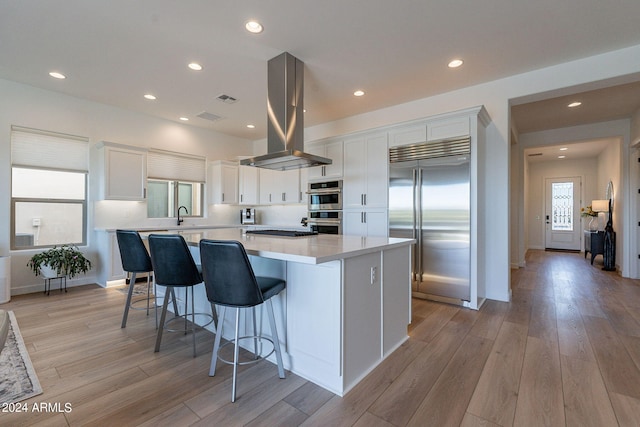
[2,249,640,426]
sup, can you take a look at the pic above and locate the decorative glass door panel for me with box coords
[551,182,573,231]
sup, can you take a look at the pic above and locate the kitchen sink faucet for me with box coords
[177,205,188,226]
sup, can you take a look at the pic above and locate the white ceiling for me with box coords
[2,1,640,141]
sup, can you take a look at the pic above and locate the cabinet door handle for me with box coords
[282,192,286,202]
[240,194,243,203]
[363,194,367,206]
[222,192,225,202]
[363,212,367,223]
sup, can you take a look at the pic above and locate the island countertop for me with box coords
[143,227,414,265]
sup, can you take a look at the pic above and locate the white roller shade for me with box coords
[147,149,206,182]
[11,126,89,172]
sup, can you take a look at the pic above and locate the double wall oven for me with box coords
[307,180,342,234]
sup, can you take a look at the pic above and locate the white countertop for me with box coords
[143,228,414,264]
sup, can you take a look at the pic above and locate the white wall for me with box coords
[518,120,629,275]
[0,78,254,294]
[526,158,598,250]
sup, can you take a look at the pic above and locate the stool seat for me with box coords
[200,239,286,402]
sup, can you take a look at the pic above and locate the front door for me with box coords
[544,177,581,250]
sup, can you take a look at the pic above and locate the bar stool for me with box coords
[148,234,216,357]
[116,230,157,328]
[199,239,285,402]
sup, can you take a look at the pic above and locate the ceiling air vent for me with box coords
[527,153,543,157]
[196,111,223,122]
[216,94,237,104]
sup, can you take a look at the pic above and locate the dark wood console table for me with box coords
[584,230,604,265]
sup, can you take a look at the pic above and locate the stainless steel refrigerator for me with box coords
[389,139,471,304]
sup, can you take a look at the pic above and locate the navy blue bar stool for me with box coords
[148,234,216,357]
[199,239,285,402]
[116,230,157,328]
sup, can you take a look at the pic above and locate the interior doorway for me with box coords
[544,176,582,251]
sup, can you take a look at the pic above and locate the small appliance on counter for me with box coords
[240,208,256,225]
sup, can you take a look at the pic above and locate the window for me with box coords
[10,126,88,249]
[146,149,205,219]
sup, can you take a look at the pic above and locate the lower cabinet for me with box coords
[344,209,388,237]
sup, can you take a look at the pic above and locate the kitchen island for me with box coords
[150,227,413,396]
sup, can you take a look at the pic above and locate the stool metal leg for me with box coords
[210,306,226,376]
[266,299,285,379]
[121,272,138,328]
[155,285,172,353]
[191,286,196,357]
[252,307,259,360]
[232,306,241,402]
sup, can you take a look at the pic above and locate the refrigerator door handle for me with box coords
[415,168,423,283]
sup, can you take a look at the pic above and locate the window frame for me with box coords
[10,167,88,250]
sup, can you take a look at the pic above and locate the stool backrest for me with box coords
[199,239,263,308]
[116,230,152,273]
[148,234,202,287]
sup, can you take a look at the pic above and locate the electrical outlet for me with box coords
[32,218,41,227]
[370,266,377,285]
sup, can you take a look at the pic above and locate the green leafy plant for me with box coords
[27,245,92,278]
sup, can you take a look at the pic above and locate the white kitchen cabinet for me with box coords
[343,251,382,387]
[260,168,301,204]
[343,209,388,237]
[238,165,259,205]
[209,160,238,204]
[343,133,388,209]
[427,115,470,141]
[96,141,147,201]
[388,124,427,148]
[306,139,344,181]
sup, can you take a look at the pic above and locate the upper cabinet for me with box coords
[427,115,470,141]
[238,165,259,205]
[306,139,344,181]
[96,141,147,201]
[260,168,301,205]
[388,125,427,148]
[209,160,238,205]
[343,133,388,210]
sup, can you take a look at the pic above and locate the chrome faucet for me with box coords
[177,205,188,226]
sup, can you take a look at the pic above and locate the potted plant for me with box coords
[27,245,92,279]
[580,205,598,231]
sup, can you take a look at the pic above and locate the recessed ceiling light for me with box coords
[144,94,157,100]
[558,155,566,159]
[179,117,189,121]
[354,90,365,97]
[559,147,568,151]
[568,101,582,108]
[448,59,464,68]
[245,20,263,34]
[49,71,66,79]
[246,124,255,129]
[188,62,202,71]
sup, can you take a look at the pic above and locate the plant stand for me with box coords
[44,276,67,295]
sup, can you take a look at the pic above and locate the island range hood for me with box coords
[240,52,332,171]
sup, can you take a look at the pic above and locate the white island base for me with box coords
[154,228,413,396]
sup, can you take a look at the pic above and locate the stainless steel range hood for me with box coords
[240,52,331,171]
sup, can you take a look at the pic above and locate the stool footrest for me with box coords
[217,336,276,366]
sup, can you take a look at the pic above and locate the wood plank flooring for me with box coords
[2,249,640,426]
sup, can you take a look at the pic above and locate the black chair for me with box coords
[199,239,285,402]
[148,234,216,357]
[116,230,157,328]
